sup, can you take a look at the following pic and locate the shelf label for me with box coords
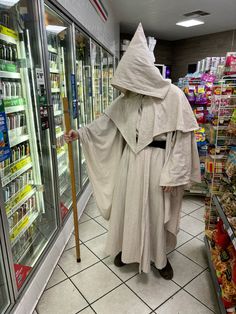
[0,25,18,40]
[0,60,17,72]
[0,101,11,162]
[10,156,31,174]
[11,215,29,241]
[6,185,32,214]
[3,98,25,107]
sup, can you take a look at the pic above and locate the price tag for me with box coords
[11,215,29,241]
[10,156,31,174]
[0,25,18,39]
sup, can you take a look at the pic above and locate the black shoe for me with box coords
[158,259,173,280]
[114,252,126,267]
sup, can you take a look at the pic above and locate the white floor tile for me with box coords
[176,229,193,248]
[79,212,91,224]
[92,284,151,314]
[79,307,95,314]
[189,206,205,222]
[155,289,213,314]
[94,216,109,230]
[37,279,88,314]
[85,233,109,259]
[197,232,205,242]
[180,211,186,218]
[103,256,139,281]
[184,195,205,206]
[58,245,99,277]
[185,270,218,312]
[71,262,122,303]
[85,202,100,218]
[177,238,208,268]
[167,251,203,286]
[79,220,106,242]
[126,270,180,310]
[181,199,202,214]
[65,234,79,251]
[180,215,205,236]
[46,265,67,290]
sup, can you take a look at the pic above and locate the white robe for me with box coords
[78,23,201,273]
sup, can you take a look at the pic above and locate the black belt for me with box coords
[148,141,166,149]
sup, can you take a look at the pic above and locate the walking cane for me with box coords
[63,97,81,263]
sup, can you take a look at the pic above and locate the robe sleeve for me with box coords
[159,131,201,187]
[78,114,124,220]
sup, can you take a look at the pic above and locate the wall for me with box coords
[172,30,236,82]
[55,0,120,57]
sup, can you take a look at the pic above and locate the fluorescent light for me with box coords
[46,25,67,34]
[0,0,20,7]
[176,19,204,27]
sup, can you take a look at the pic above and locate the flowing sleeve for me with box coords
[78,114,124,220]
[159,131,201,187]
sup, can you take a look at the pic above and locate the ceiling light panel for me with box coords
[176,19,205,28]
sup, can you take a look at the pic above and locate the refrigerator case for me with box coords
[108,53,114,105]
[91,41,102,119]
[74,29,92,186]
[0,0,58,292]
[0,238,11,313]
[102,49,108,110]
[44,5,73,220]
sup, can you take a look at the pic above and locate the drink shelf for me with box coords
[51,88,60,93]
[58,165,67,177]
[0,32,17,45]
[5,104,25,114]
[204,236,226,314]
[57,150,66,159]
[213,195,236,249]
[56,131,64,138]
[2,157,32,187]
[5,185,33,216]
[16,231,40,264]
[0,71,21,79]
[7,187,36,218]
[48,46,57,54]
[50,68,59,73]
[54,110,63,116]
[9,134,29,148]
[60,183,69,196]
[11,212,39,247]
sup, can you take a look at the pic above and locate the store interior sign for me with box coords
[89,0,108,22]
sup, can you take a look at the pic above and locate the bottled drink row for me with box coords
[50,73,60,89]
[0,79,22,99]
[52,94,62,111]
[49,51,58,70]
[6,112,26,130]
[12,222,37,262]
[9,194,36,231]
[0,11,10,28]
[0,142,30,172]
[3,168,33,202]
[0,40,18,62]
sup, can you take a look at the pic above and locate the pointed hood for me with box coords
[112,23,171,99]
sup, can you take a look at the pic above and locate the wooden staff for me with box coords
[63,97,81,262]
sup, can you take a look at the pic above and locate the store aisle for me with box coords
[35,196,219,314]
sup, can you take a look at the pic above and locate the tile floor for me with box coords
[35,195,220,314]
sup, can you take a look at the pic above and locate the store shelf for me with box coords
[51,88,60,93]
[60,183,69,196]
[5,104,25,114]
[50,68,59,73]
[57,150,66,159]
[58,165,67,177]
[48,46,57,54]
[7,187,36,218]
[54,110,63,116]
[2,159,32,187]
[17,231,40,264]
[0,33,17,45]
[0,71,21,79]
[204,236,226,314]
[9,134,29,148]
[213,195,236,249]
[11,212,39,247]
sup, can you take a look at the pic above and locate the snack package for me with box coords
[195,85,207,105]
[228,109,236,135]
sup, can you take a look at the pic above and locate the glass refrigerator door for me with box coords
[0,0,58,291]
[102,49,108,110]
[74,29,91,186]
[91,41,102,119]
[44,5,73,220]
[108,53,114,105]
[0,239,11,313]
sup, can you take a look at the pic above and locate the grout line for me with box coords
[176,249,208,270]
[183,287,216,313]
[82,231,108,244]
[92,217,108,231]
